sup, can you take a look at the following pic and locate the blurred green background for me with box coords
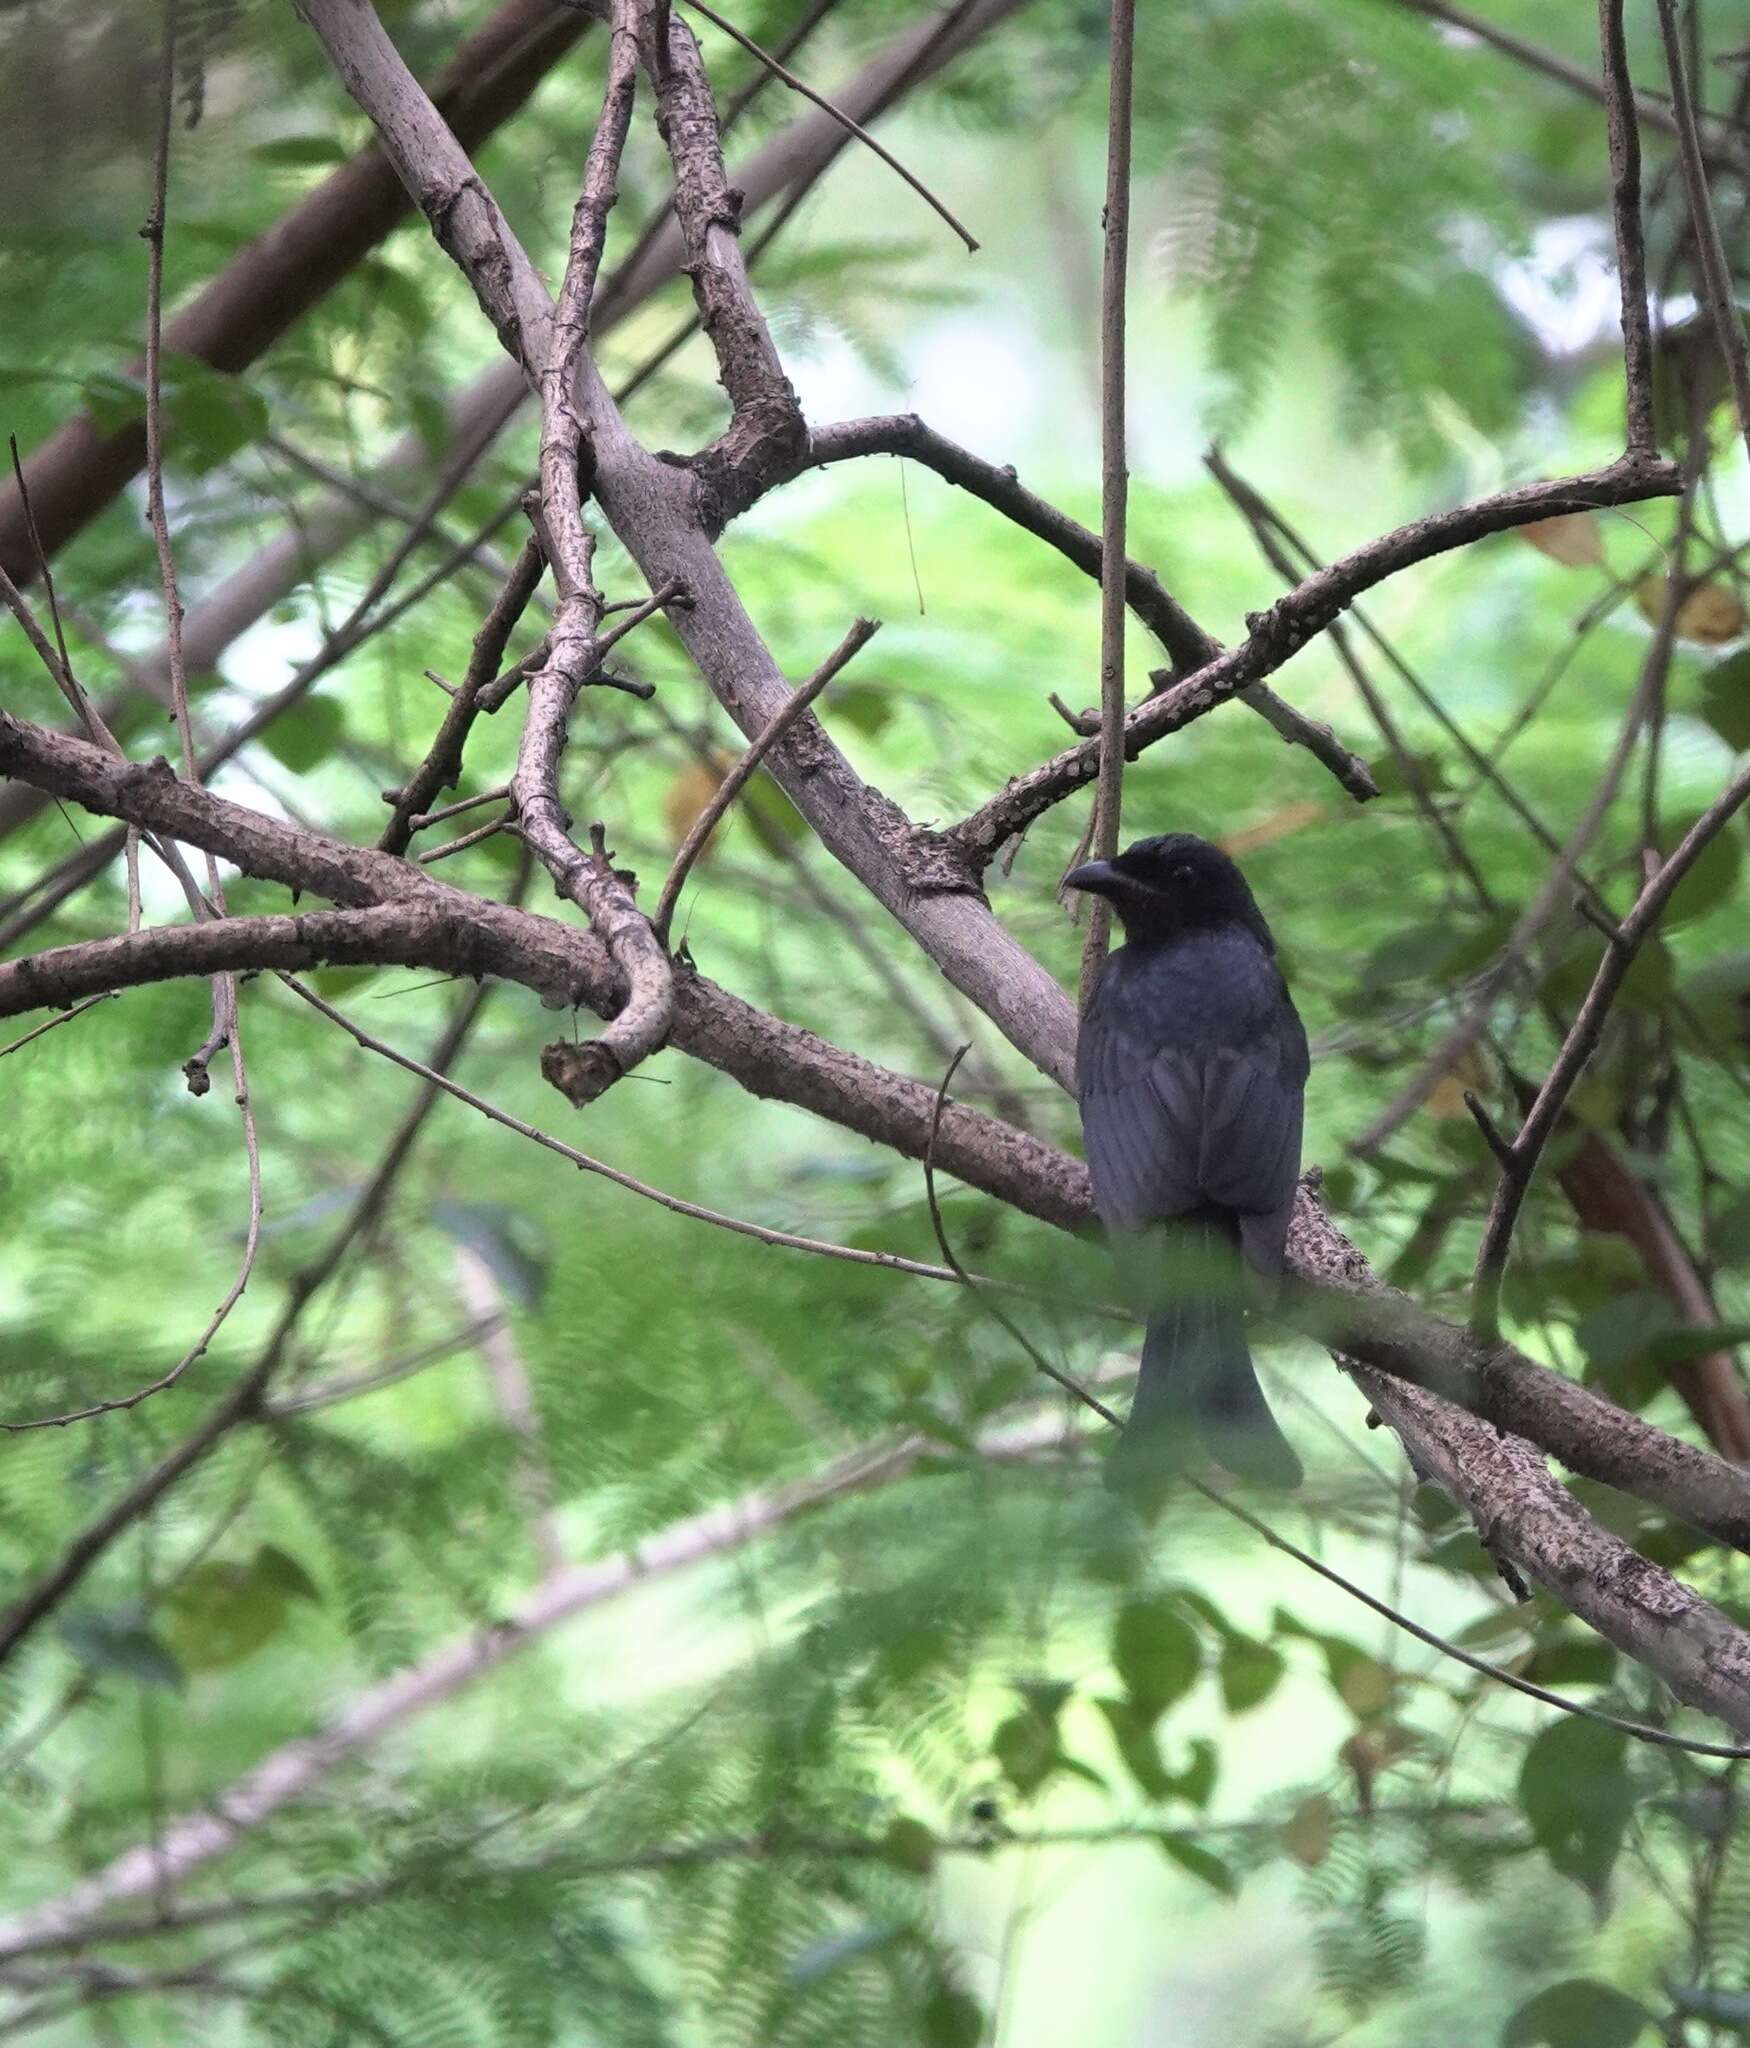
[2,1,1750,2042]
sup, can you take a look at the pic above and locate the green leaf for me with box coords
[1096,1694,1171,1800]
[878,1818,937,1877]
[1218,1634,1284,1712]
[81,370,147,435]
[1155,1831,1238,1897]
[991,1708,1056,1796]
[409,387,451,459]
[1658,808,1743,926]
[259,695,345,774]
[1518,1717,1632,1893]
[1521,1639,1617,1689]
[1578,1293,1750,1409]
[1111,1596,1201,1722]
[308,965,382,1000]
[1700,647,1750,751]
[1161,1737,1218,1810]
[61,1611,184,1691]
[159,353,270,472]
[1717,1190,1750,1268]
[833,685,894,737]
[1542,931,1671,1015]
[1367,750,1451,799]
[164,1559,290,1673]
[1358,921,1467,992]
[1502,1978,1652,2048]
[744,774,808,847]
[922,1987,984,2048]
[251,135,352,167]
[255,1545,322,1603]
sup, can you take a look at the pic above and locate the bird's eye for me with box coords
[1173,862,1194,883]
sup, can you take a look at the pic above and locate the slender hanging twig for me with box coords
[1078,0,1136,1006]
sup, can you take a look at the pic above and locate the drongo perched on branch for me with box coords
[1066,834,1308,1490]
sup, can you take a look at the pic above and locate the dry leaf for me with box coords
[1281,1793,1335,1869]
[1336,1657,1395,1720]
[1426,1045,1492,1121]
[1635,574,1749,645]
[664,757,726,852]
[1521,513,1604,569]
[1221,800,1327,857]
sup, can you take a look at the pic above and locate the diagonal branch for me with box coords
[380,529,547,855]
[652,615,878,944]
[674,0,979,251]
[954,454,1682,863]
[7,712,1750,1559]
[642,0,808,523]
[1472,756,1750,1332]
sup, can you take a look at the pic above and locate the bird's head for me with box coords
[1064,832,1272,947]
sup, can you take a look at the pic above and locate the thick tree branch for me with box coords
[0,0,593,583]
[642,0,808,523]
[5,711,1750,1590]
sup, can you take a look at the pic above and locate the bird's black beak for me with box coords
[1063,858,1123,899]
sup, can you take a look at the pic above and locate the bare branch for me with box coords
[675,0,979,251]
[652,615,878,943]
[954,454,1681,863]
[1472,754,1750,1331]
[1079,0,1137,1003]
[1597,0,1658,457]
[380,531,547,854]
[1655,0,1750,466]
[642,0,807,521]
[1355,1362,1750,1740]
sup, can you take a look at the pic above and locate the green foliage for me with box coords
[2,0,1749,2040]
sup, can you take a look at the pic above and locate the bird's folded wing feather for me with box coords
[1077,1015,1302,1262]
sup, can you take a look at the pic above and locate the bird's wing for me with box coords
[1078,1014,1302,1262]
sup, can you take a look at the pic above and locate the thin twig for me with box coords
[1078,0,1136,1006]
[676,0,979,252]
[1598,0,1658,457]
[380,530,546,854]
[0,994,114,1061]
[415,814,509,865]
[406,784,512,833]
[1656,0,1750,466]
[283,977,1053,1300]
[1352,498,1695,1160]
[3,0,270,1436]
[652,616,877,942]
[1472,754,1750,1336]
[954,454,1681,862]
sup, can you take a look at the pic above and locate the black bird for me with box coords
[1065,833,1308,1490]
